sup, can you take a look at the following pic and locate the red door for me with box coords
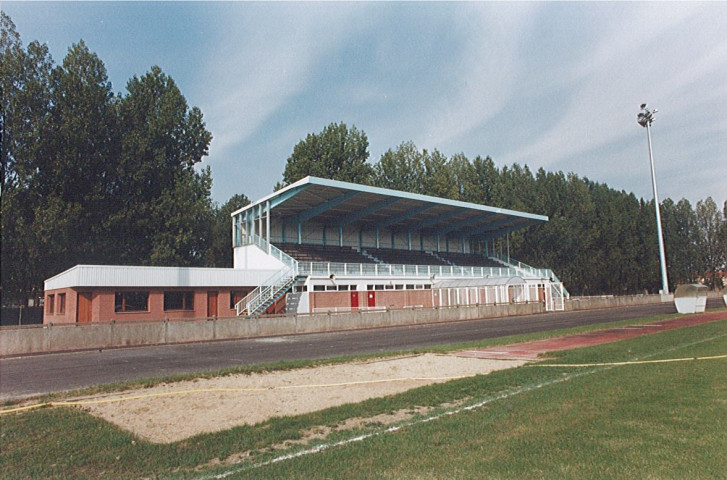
[77,292,92,323]
[207,291,218,317]
[367,291,376,308]
[350,291,359,310]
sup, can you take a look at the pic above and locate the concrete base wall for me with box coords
[1,294,668,356]
[564,294,670,311]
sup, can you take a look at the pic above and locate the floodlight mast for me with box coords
[637,104,669,294]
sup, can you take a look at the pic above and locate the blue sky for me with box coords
[5,1,727,209]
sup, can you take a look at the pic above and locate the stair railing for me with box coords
[489,252,569,298]
[235,235,299,316]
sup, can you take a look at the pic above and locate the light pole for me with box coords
[637,104,669,294]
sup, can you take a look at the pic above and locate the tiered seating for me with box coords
[364,247,450,266]
[277,243,501,268]
[277,243,376,264]
[433,251,503,268]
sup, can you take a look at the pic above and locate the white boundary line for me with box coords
[200,370,600,480]
[196,332,727,480]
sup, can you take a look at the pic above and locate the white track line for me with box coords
[195,332,727,480]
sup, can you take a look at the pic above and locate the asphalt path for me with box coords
[0,301,721,400]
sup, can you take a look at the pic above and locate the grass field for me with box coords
[1,314,725,479]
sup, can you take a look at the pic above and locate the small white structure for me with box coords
[673,284,708,314]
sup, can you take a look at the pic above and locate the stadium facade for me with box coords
[43,177,566,324]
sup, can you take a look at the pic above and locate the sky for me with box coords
[4,1,727,210]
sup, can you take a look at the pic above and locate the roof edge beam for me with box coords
[232,184,309,219]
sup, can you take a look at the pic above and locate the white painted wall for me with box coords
[233,245,286,270]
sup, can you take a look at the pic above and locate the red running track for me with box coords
[457,311,727,361]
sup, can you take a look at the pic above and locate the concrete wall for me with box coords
[2,294,670,356]
[564,293,671,311]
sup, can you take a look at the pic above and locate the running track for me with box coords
[457,310,727,361]
[1,301,724,400]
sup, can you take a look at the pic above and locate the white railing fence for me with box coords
[297,261,518,279]
[235,235,299,316]
[489,252,569,298]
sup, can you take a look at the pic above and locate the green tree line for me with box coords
[2,15,725,303]
[1,14,248,303]
[281,124,727,295]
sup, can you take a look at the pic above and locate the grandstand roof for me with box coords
[232,176,547,238]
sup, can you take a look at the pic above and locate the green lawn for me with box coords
[1,315,725,479]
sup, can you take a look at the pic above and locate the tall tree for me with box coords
[374,141,425,193]
[207,193,251,268]
[695,197,726,289]
[466,155,503,206]
[661,198,700,286]
[1,17,217,301]
[279,122,372,188]
[421,149,458,200]
[111,66,213,266]
[1,13,55,302]
[39,41,119,269]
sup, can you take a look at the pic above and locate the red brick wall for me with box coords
[43,287,254,324]
[43,288,78,324]
[310,292,351,311]
[308,289,434,313]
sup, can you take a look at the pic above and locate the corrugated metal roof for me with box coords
[44,265,279,291]
[232,176,547,238]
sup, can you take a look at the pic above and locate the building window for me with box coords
[57,293,66,314]
[114,292,149,312]
[164,291,194,311]
[46,294,55,315]
[313,285,325,292]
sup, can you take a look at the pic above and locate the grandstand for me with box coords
[42,176,565,324]
[231,176,566,316]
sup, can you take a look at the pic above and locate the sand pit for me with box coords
[77,354,525,443]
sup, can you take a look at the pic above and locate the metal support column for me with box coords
[266,201,271,253]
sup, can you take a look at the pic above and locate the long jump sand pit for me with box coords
[77,354,525,443]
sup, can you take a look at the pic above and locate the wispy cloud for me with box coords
[197,4,366,161]
[417,4,540,149]
[504,4,727,175]
[5,2,725,205]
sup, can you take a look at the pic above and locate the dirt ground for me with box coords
[76,354,525,443]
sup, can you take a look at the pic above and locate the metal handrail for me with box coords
[493,253,569,299]
[489,252,565,285]
[296,261,520,278]
[235,235,299,316]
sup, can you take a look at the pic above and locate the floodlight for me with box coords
[636,103,669,294]
[637,104,657,128]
